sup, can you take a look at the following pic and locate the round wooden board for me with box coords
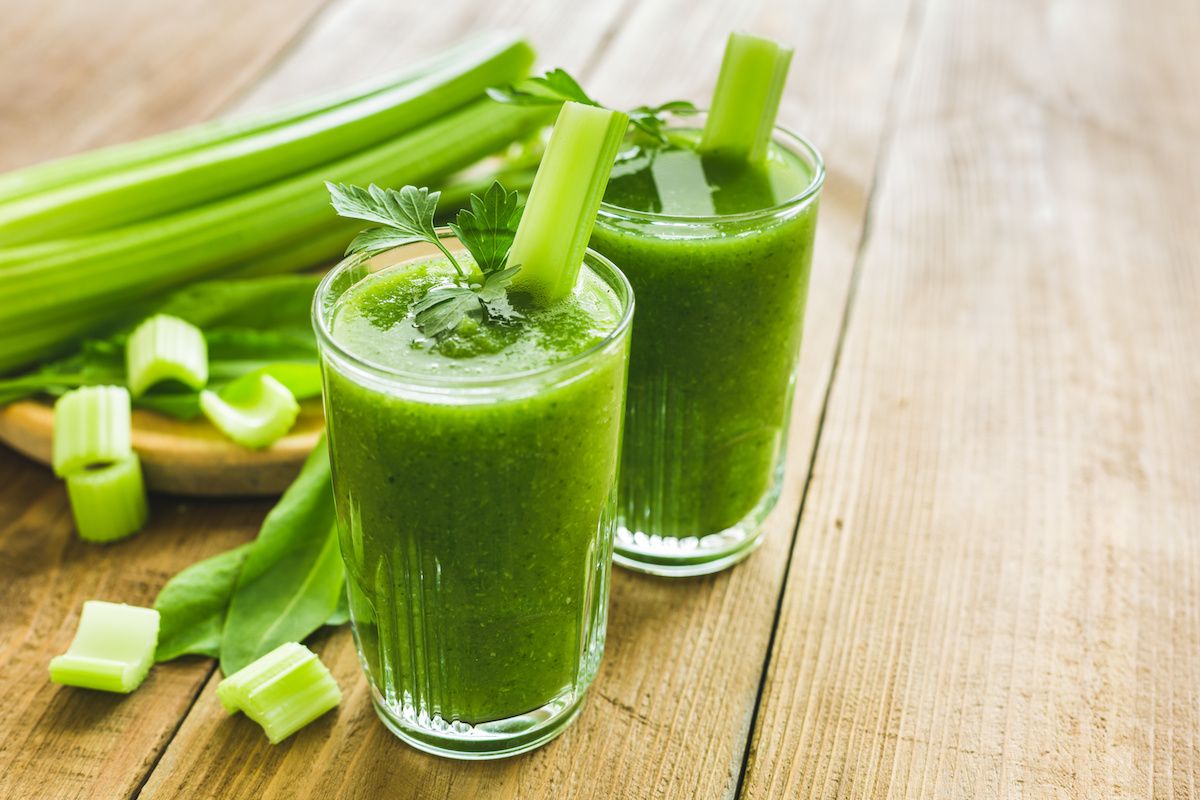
[0,398,324,497]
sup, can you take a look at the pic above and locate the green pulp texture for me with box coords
[323,259,627,725]
[592,137,818,538]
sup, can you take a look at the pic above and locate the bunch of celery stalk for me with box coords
[0,33,549,374]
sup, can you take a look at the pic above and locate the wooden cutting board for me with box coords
[0,397,323,496]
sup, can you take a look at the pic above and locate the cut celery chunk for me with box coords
[699,32,794,163]
[218,642,342,744]
[508,101,628,305]
[49,601,160,693]
[52,385,132,476]
[199,373,300,449]
[125,314,208,397]
[66,455,148,543]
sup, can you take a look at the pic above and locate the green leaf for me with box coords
[448,180,523,274]
[487,68,600,108]
[412,285,480,337]
[154,543,252,661]
[628,100,698,144]
[477,265,521,303]
[219,437,344,675]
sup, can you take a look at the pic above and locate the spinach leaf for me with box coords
[219,436,344,675]
[154,543,252,661]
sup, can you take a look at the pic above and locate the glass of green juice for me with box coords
[312,232,633,759]
[590,110,824,577]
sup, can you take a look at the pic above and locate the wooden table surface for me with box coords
[2,0,1198,797]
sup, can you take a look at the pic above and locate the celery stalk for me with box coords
[699,33,793,163]
[218,641,341,744]
[52,386,132,476]
[0,36,535,245]
[199,374,300,449]
[508,102,628,305]
[49,601,160,693]
[0,100,552,374]
[66,455,149,543]
[126,314,208,397]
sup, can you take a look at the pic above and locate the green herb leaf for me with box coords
[154,543,252,661]
[219,436,344,675]
[412,285,481,337]
[628,100,699,143]
[327,182,467,276]
[448,180,523,274]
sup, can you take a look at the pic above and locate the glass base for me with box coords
[613,479,781,577]
[370,685,586,760]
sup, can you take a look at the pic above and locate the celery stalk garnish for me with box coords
[66,456,149,543]
[218,642,341,744]
[507,101,628,305]
[52,385,132,476]
[199,373,300,449]
[699,32,793,163]
[125,314,208,398]
[49,601,160,693]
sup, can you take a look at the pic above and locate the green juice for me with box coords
[316,247,631,756]
[590,127,822,575]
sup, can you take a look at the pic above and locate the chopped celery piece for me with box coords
[199,373,300,449]
[52,385,132,476]
[218,642,341,744]
[126,314,208,397]
[508,101,629,305]
[66,455,148,543]
[699,32,794,163]
[49,601,160,693]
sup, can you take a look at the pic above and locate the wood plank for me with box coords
[0,0,330,172]
[742,0,1200,796]
[137,0,917,797]
[0,1,330,797]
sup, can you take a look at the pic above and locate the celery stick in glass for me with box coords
[66,455,148,543]
[217,642,341,744]
[699,32,794,163]
[49,601,160,693]
[52,385,132,476]
[507,101,629,305]
[199,373,300,449]
[126,314,208,398]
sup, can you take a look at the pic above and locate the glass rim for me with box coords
[312,229,635,390]
[596,111,825,226]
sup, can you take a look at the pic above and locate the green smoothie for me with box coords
[591,127,821,573]
[317,250,630,741]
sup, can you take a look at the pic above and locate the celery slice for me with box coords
[218,642,341,744]
[66,455,148,543]
[699,32,794,163]
[199,374,300,449]
[49,601,160,693]
[125,314,208,398]
[508,102,629,305]
[52,385,132,476]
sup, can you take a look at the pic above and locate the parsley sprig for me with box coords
[487,68,696,144]
[326,180,524,337]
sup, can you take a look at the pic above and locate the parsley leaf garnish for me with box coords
[487,68,696,144]
[326,180,526,339]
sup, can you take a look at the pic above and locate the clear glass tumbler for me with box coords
[590,115,824,576]
[313,235,633,758]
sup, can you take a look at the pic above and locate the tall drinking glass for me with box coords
[313,235,633,758]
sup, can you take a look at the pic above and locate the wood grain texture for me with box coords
[0,0,330,172]
[742,0,1200,797]
[137,0,914,797]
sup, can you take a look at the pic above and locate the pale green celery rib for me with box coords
[0,101,552,374]
[126,314,208,397]
[0,36,535,244]
[508,102,629,305]
[0,32,510,207]
[699,32,794,163]
[49,601,160,693]
[199,374,300,449]
[218,641,341,744]
[66,455,148,543]
[52,385,132,476]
